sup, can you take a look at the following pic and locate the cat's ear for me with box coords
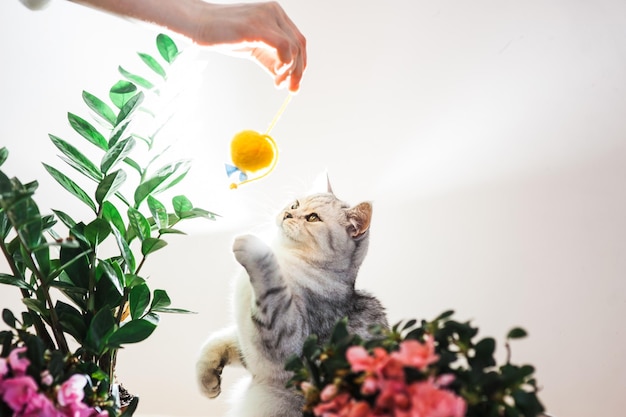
[346,202,372,239]
[326,174,334,195]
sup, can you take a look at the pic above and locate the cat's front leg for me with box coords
[196,326,241,399]
[233,234,287,303]
[232,234,276,272]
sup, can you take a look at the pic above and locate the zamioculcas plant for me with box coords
[0,33,215,417]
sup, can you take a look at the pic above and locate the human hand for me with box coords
[193,2,307,92]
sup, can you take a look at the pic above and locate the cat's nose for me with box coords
[283,211,293,220]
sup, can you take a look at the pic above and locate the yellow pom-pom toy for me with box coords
[227,130,278,189]
[231,130,276,173]
[226,94,292,189]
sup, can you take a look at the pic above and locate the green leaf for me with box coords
[52,209,77,229]
[118,66,155,90]
[150,289,171,311]
[82,91,117,127]
[127,207,151,242]
[330,318,350,344]
[147,196,168,229]
[84,218,111,246]
[101,137,135,174]
[0,211,10,239]
[11,198,44,250]
[2,309,16,328]
[141,237,167,256]
[43,164,96,212]
[133,161,189,207]
[56,301,86,343]
[97,259,124,297]
[507,327,528,340]
[179,207,218,221]
[157,33,179,63]
[49,134,103,181]
[85,308,116,355]
[138,52,166,78]
[511,389,545,415]
[67,113,108,150]
[22,298,49,319]
[302,334,320,359]
[402,319,417,331]
[108,120,130,149]
[156,162,191,194]
[101,202,125,236]
[0,147,8,167]
[95,170,127,204]
[129,284,150,320]
[470,337,497,370]
[125,274,145,288]
[172,195,192,217]
[151,307,195,314]
[109,318,157,346]
[0,273,35,291]
[116,92,144,126]
[158,228,186,235]
[109,80,138,109]
[435,310,455,321]
[49,280,89,296]
[123,157,143,176]
[109,223,136,273]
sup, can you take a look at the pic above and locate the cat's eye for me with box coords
[306,213,321,222]
[291,200,299,210]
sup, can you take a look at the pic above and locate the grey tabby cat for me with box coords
[196,186,388,417]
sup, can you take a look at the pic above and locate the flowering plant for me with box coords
[0,331,110,417]
[287,311,546,417]
[0,34,213,416]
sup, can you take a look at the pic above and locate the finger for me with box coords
[250,46,281,76]
[288,57,304,92]
[288,34,306,92]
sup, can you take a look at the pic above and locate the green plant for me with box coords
[0,33,215,416]
[287,311,545,417]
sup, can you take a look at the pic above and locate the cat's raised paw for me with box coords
[196,359,223,399]
[233,234,272,266]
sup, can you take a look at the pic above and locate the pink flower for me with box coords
[1,375,39,411]
[347,347,390,376]
[374,380,406,411]
[391,338,438,371]
[380,357,404,381]
[41,370,54,386]
[345,400,372,417]
[434,374,455,388]
[320,384,339,402]
[61,400,104,417]
[346,346,394,378]
[361,376,379,395]
[17,393,61,417]
[57,374,88,407]
[313,392,373,417]
[313,392,351,416]
[8,347,30,375]
[407,380,466,417]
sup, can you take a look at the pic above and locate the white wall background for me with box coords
[1,1,625,416]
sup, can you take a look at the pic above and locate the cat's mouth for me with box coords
[279,218,299,242]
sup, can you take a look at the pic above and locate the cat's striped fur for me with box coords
[196,191,388,417]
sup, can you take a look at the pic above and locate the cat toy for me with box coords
[225,94,292,189]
